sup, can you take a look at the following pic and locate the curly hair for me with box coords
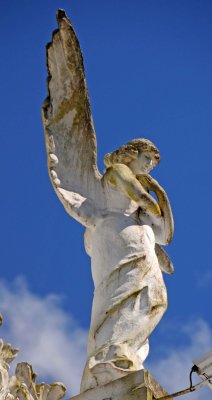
[104,138,160,168]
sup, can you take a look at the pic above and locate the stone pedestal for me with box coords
[71,369,171,400]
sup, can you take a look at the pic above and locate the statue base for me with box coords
[71,369,171,400]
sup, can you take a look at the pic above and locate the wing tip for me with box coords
[46,9,75,52]
[56,9,66,21]
[43,9,73,119]
[56,9,72,27]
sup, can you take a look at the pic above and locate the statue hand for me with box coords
[137,174,159,192]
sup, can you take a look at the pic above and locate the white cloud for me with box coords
[0,277,88,397]
[0,278,212,400]
[149,319,212,400]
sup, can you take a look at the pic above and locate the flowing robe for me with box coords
[81,183,167,391]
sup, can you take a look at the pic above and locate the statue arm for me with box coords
[57,188,99,227]
[104,164,162,217]
[138,174,174,245]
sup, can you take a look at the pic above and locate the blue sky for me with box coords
[0,1,212,398]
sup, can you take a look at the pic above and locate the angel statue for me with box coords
[42,10,174,393]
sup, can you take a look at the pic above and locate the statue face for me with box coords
[128,152,154,174]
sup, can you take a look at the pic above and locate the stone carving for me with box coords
[42,10,174,392]
[0,315,66,400]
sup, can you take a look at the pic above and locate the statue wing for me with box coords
[42,10,103,220]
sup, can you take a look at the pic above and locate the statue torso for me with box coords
[85,183,156,287]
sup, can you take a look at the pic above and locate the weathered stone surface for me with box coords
[43,10,174,392]
[70,369,170,400]
[0,317,66,400]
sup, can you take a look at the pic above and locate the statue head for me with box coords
[104,138,160,174]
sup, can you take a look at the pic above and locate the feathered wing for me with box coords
[42,10,103,223]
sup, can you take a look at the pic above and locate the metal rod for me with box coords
[155,377,210,399]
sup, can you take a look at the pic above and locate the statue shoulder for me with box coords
[104,163,137,186]
[103,163,146,203]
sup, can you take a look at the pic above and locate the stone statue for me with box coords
[42,10,174,392]
[0,316,66,400]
